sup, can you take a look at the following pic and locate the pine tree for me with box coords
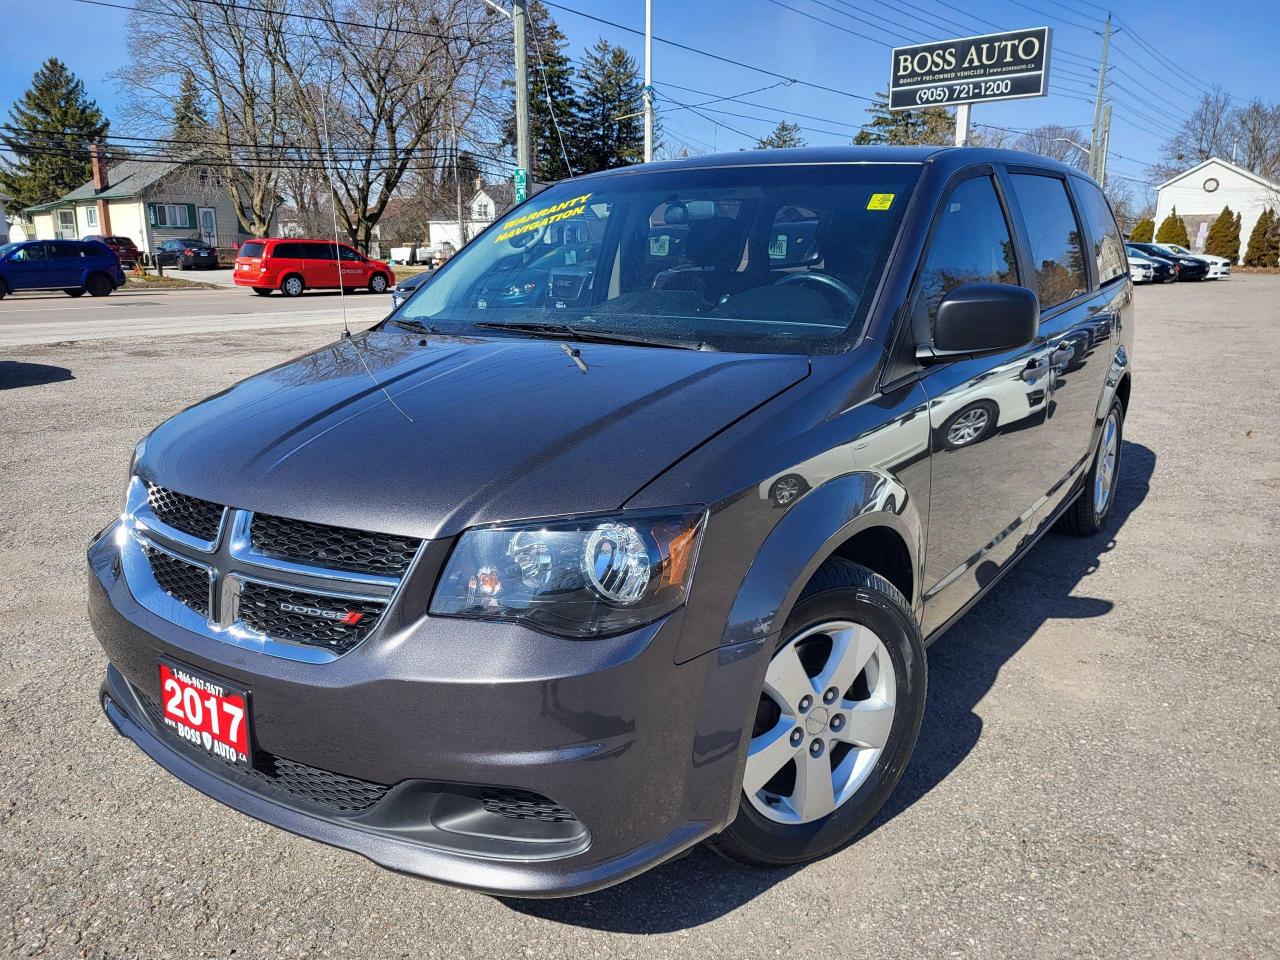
[0,58,109,212]
[504,2,579,182]
[1243,209,1275,266]
[756,121,806,150]
[1130,218,1155,242]
[1203,205,1236,259]
[853,91,952,145]
[169,70,209,152]
[574,38,646,174]
[1155,207,1190,246]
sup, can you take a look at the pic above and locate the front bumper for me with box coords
[88,523,769,897]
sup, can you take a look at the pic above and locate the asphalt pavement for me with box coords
[1,276,1277,959]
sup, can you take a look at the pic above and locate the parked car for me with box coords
[1152,242,1232,279]
[1128,241,1208,280]
[0,239,126,298]
[83,234,141,268]
[151,238,219,270]
[1124,245,1176,283]
[389,269,431,310]
[1127,255,1155,283]
[91,146,1133,897]
[233,238,395,297]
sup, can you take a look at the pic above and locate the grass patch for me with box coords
[125,273,220,290]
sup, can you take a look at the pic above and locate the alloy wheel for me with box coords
[947,407,990,446]
[744,620,897,825]
[1094,410,1119,515]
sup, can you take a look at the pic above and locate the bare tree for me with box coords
[1233,99,1280,182]
[1011,123,1090,170]
[1152,87,1237,181]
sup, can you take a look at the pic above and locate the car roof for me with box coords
[566,145,1081,183]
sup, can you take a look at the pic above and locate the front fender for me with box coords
[720,469,925,649]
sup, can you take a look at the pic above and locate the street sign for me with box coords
[514,167,527,203]
[889,27,1051,111]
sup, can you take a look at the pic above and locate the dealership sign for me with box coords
[889,27,1052,111]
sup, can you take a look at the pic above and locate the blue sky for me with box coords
[3,0,1278,206]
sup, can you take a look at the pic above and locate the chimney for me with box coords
[474,174,484,192]
[90,142,109,192]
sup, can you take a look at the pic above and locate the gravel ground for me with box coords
[1,277,1278,959]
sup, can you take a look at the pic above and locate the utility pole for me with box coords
[1097,103,1112,188]
[513,0,531,179]
[643,0,654,161]
[1089,15,1112,181]
[452,112,465,250]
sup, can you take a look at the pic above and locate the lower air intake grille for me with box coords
[249,513,420,576]
[147,483,224,541]
[147,549,210,617]
[238,581,384,655]
[480,787,577,823]
[138,693,390,813]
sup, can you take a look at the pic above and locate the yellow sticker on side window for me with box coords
[866,193,895,211]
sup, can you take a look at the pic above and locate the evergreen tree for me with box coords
[1203,205,1234,259]
[504,2,579,182]
[755,121,806,149]
[853,91,952,145]
[0,58,109,212]
[1129,218,1155,242]
[1155,207,1190,246]
[169,70,210,151]
[1244,208,1277,266]
[574,38,646,173]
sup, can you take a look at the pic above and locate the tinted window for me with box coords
[239,241,266,258]
[1074,179,1126,284]
[50,241,85,258]
[1010,174,1088,307]
[398,163,921,355]
[917,175,1019,323]
[300,242,334,260]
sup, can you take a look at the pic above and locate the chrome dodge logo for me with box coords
[279,602,363,625]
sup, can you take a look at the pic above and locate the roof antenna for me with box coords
[318,91,351,340]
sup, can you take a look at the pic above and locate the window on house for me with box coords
[56,210,76,239]
[476,201,491,219]
[85,206,98,228]
[154,204,192,228]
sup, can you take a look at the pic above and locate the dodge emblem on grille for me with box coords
[279,601,364,625]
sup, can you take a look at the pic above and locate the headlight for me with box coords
[430,509,707,638]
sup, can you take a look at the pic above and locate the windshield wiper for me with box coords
[473,320,712,351]
[390,318,441,334]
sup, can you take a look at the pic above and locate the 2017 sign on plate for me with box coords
[158,660,252,767]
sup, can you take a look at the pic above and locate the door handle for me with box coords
[1020,358,1049,381]
[1050,344,1075,370]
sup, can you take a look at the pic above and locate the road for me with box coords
[1,277,1277,959]
[0,285,388,347]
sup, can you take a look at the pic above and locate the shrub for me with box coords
[1129,218,1154,242]
[1155,207,1190,246]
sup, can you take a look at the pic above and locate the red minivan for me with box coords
[234,239,395,297]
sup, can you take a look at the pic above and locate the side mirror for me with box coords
[917,282,1039,363]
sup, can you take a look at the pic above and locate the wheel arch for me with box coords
[718,471,924,653]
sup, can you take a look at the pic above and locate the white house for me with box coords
[426,178,517,253]
[1155,157,1280,262]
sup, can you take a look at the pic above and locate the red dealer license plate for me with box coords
[157,660,253,768]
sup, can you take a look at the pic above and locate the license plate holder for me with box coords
[156,659,253,768]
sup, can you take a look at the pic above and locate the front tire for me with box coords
[710,558,926,867]
[1057,399,1123,535]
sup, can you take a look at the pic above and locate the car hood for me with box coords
[137,329,809,539]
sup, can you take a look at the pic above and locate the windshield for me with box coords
[392,163,920,354]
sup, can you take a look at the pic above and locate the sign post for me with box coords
[889,27,1052,143]
[513,167,527,204]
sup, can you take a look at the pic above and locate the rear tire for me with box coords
[64,288,86,297]
[252,287,273,296]
[85,274,112,297]
[280,274,305,297]
[710,558,926,867]
[1057,399,1124,536]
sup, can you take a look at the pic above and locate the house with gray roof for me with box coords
[24,146,260,257]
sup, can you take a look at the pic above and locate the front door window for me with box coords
[56,210,76,239]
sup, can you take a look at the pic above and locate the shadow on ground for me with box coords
[504,442,1156,933]
[0,361,74,389]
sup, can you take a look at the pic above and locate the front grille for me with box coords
[147,549,210,616]
[249,513,420,577]
[147,483,224,541]
[138,693,390,813]
[238,581,384,655]
[480,787,577,823]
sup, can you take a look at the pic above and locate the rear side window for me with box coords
[917,175,1019,322]
[1073,179,1127,284]
[239,241,266,258]
[1009,174,1088,308]
[300,242,334,260]
[50,241,85,258]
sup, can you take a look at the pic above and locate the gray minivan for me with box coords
[90,146,1133,897]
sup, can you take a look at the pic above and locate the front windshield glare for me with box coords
[395,163,920,354]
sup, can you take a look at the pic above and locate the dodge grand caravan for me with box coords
[90,147,1133,897]
[234,238,394,296]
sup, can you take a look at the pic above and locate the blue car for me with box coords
[0,239,127,299]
